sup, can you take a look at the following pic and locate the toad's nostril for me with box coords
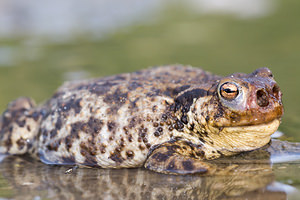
[257,89,269,107]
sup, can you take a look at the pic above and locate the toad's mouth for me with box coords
[222,118,281,136]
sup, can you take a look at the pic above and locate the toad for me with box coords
[0,65,283,174]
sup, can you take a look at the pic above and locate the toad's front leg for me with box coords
[144,140,215,175]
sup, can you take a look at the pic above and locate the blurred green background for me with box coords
[0,0,299,140]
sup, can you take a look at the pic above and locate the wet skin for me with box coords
[0,65,283,174]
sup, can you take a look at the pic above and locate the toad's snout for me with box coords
[256,84,282,108]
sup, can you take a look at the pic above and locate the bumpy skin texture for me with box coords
[0,65,284,174]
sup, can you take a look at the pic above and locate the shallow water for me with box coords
[0,0,300,199]
[1,141,300,200]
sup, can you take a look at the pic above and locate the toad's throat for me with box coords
[207,119,281,154]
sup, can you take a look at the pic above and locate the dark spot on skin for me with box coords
[46,140,60,151]
[154,131,161,137]
[86,117,104,135]
[123,126,129,132]
[157,127,163,132]
[205,115,209,122]
[199,131,208,137]
[103,88,128,113]
[40,128,48,143]
[26,125,31,132]
[109,136,114,141]
[128,117,137,129]
[195,150,205,158]
[107,121,117,133]
[138,137,142,142]
[181,115,188,124]
[146,116,151,122]
[175,88,211,113]
[16,119,26,127]
[128,81,143,90]
[80,142,99,166]
[115,147,121,152]
[128,134,133,142]
[30,111,40,121]
[70,122,84,138]
[189,123,195,131]
[16,138,26,150]
[182,160,194,171]
[146,143,151,148]
[167,160,175,170]
[100,144,106,154]
[109,152,124,163]
[161,114,168,121]
[139,144,145,150]
[88,81,118,96]
[199,137,205,144]
[138,127,147,138]
[50,130,57,139]
[174,120,184,131]
[153,122,159,127]
[126,150,134,159]
[217,150,223,156]
[60,98,83,115]
[4,135,12,150]
[80,149,86,156]
[55,117,63,130]
[182,105,189,113]
[152,105,158,112]
[65,135,74,151]
[152,152,169,162]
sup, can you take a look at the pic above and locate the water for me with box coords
[0,0,300,199]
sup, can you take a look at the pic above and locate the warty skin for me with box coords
[0,65,283,174]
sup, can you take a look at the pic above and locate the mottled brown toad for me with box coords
[0,65,283,174]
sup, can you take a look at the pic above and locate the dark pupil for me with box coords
[224,88,236,93]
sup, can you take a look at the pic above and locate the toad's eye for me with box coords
[220,82,239,100]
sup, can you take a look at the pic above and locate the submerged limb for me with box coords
[0,97,41,155]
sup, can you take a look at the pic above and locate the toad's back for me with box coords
[0,65,283,174]
[39,66,219,167]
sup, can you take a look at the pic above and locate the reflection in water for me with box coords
[0,156,278,200]
[1,140,300,199]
